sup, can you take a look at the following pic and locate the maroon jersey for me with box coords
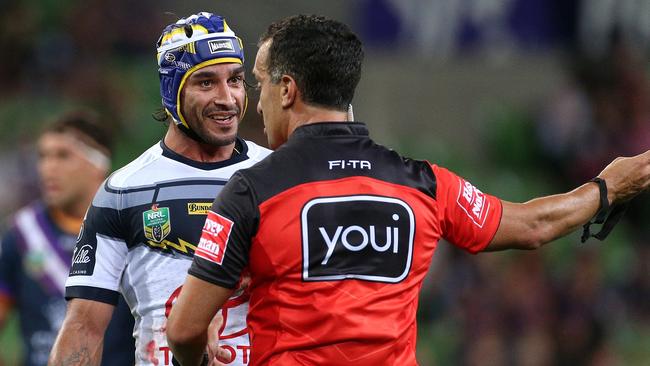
[190,122,502,365]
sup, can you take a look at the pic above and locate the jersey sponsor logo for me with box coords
[456,178,490,227]
[69,243,96,276]
[208,39,235,54]
[187,202,212,215]
[196,211,233,265]
[143,205,172,243]
[328,160,372,170]
[72,244,93,264]
[301,195,415,283]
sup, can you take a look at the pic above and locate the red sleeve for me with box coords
[431,164,502,253]
[189,172,258,289]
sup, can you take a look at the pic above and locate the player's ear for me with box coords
[280,75,296,109]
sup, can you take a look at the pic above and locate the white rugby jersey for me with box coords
[66,138,270,366]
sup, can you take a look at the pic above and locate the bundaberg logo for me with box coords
[187,202,212,215]
[143,204,171,243]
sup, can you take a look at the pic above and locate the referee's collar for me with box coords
[291,122,368,139]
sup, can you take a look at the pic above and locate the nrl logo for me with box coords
[143,204,171,243]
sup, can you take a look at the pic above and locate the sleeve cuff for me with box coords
[65,286,120,305]
[188,264,237,290]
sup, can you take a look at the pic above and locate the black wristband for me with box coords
[591,177,609,224]
[581,177,608,243]
[581,177,628,243]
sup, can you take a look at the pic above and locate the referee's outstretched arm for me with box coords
[485,150,650,251]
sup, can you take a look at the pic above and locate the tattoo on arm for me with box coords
[53,347,93,366]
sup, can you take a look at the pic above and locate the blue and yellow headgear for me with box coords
[156,12,245,129]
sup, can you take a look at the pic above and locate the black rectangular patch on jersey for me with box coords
[301,195,414,283]
[69,241,96,276]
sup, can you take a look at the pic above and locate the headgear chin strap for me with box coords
[156,12,245,139]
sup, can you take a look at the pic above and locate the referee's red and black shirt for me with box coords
[189,122,503,365]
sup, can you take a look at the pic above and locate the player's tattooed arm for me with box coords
[50,347,92,366]
[48,299,115,366]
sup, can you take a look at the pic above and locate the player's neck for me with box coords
[164,125,236,163]
[49,207,84,235]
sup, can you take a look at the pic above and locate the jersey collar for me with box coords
[159,137,249,170]
[291,122,368,139]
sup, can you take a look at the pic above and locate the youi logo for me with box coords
[301,195,415,283]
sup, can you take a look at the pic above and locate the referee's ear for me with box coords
[280,74,297,109]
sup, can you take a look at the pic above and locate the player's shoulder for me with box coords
[7,201,47,229]
[1,201,47,248]
[11,201,46,219]
[106,142,165,190]
[242,139,271,163]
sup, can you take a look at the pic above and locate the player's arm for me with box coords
[167,275,233,366]
[486,150,650,251]
[48,298,114,366]
[49,179,129,365]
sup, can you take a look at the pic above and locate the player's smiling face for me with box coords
[180,63,246,147]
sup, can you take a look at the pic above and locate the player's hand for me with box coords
[206,312,233,366]
[598,150,650,204]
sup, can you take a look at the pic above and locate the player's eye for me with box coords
[200,80,212,88]
[229,75,244,85]
[56,150,71,160]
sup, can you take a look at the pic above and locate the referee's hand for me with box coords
[598,150,650,204]
[206,312,234,366]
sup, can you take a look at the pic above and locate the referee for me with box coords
[168,15,650,366]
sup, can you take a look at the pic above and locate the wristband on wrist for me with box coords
[581,177,628,243]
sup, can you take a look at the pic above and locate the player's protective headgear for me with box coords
[156,12,245,130]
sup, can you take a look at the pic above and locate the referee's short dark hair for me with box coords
[42,110,114,157]
[259,15,364,111]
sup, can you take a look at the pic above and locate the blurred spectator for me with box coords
[536,37,650,185]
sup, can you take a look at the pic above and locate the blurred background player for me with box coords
[49,12,270,366]
[0,111,135,366]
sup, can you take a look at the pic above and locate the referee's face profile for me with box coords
[253,40,287,150]
[180,62,247,147]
